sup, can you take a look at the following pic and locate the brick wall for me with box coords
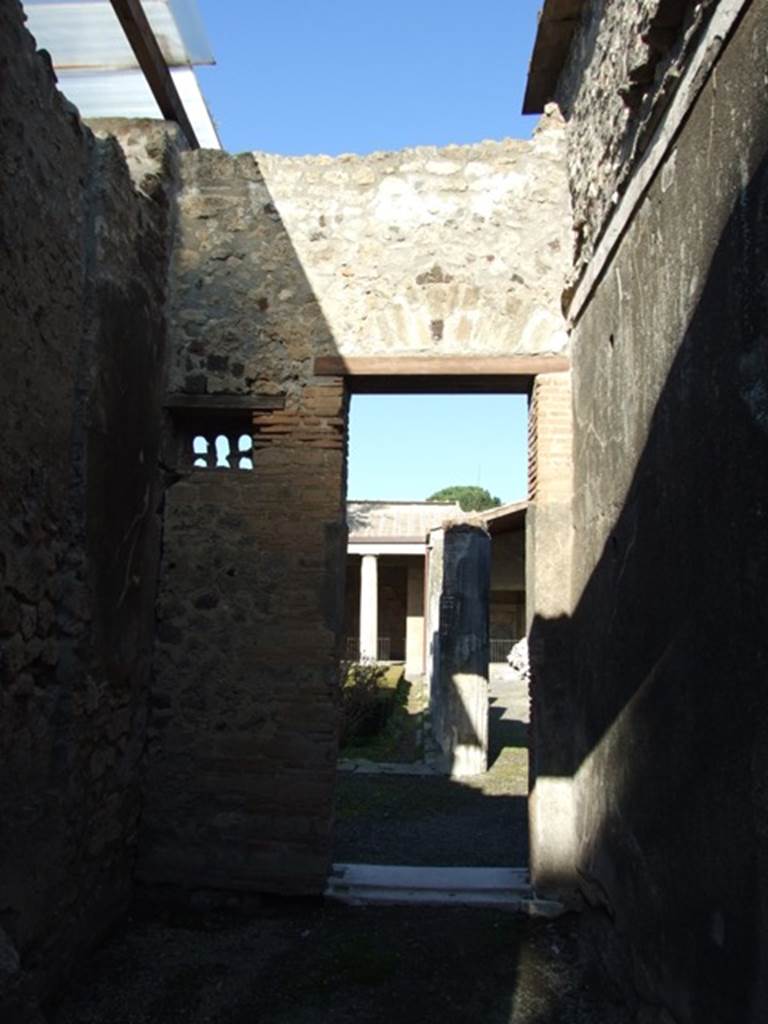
[528,371,574,506]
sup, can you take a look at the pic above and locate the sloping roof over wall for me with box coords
[22,0,220,147]
[477,500,527,535]
[523,0,586,114]
[347,501,462,544]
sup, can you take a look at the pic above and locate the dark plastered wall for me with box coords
[138,151,348,896]
[549,2,768,1018]
[0,4,177,1016]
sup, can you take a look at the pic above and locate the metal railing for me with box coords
[345,637,392,661]
[489,637,518,663]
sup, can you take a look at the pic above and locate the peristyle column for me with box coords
[359,553,379,661]
[405,560,425,679]
[431,523,490,777]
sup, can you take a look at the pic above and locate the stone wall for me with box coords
[556,0,718,272]
[0,3,177,1017]
[144,119,572,893]
[168,112,571,397]
[548,0,768,1017]
[139,147,347,893]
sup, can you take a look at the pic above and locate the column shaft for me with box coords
[405,560,425,678]
[359,554,379,660]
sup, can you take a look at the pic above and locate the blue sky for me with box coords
[196,0,542,503]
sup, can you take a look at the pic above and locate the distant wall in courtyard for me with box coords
[534,1,768,1019]
[0,3,177,1016]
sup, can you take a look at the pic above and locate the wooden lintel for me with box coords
[164,394,286,412]
[110,0,199,149]
[313,355,570,394]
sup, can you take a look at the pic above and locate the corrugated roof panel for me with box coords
[23,0,214,69]
[56,67,163,116]
[56,66,221,148]
[21,0,220,148]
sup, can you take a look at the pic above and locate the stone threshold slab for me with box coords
[326,863,564,916]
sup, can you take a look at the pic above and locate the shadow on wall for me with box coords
[529,141,768,1018]
[168,151,337,398]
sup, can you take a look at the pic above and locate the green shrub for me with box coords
[339,661,394,746]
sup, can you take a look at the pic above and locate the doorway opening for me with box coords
[335,388,532,870]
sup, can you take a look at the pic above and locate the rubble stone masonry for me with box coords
[167,114,572,403]
[556,0,718,273]
[0,1,180,1016]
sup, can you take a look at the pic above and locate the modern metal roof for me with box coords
[22,0,220,148]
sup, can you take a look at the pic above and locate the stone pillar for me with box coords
[430,523,491,777]
[526,370,577,897]
[424,529,444,703]
[405,560,425,679]
[359,553,379,661]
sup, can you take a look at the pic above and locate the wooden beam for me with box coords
[313,355,570,394]
[314,356,570,376]
[164,394,286,412]
[110,0,199,149]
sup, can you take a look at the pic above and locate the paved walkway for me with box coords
[333,666,530,866]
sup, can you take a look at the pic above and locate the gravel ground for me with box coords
[46,671,636,1024]
[333,667,530,865]
[48,902,633,1024]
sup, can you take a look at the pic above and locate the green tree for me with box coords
[427,485,501,512]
